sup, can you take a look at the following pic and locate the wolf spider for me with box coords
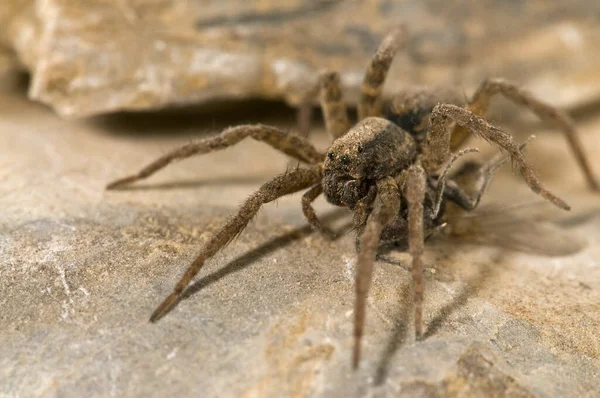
[106,27,598,368]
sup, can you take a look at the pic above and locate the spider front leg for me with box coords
[423,103,570,211]
[404,165,427,339]
[353,177,400,368]
[352,186,377,251]
[149,165,323,322]
[106,125,322,189]
[451,78,599,190]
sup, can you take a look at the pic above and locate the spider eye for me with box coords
[357,144,364,153]
[327,151,335,160]
[341,154,351,164]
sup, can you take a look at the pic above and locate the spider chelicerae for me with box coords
[106,26,598,368]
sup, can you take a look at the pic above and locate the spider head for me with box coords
[322,117,416,208]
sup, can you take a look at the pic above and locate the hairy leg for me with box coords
[443,137,534,212]
[296,103,313,139]
[358,26,407,120]
[149,165,323,322]
[319,71,350,141]
[352,185,377,251]
[423,103,570,211]
[432,147,479,217]
[404,165,426,339]
[106,125,322,189]
[301,183,336,239]
[353,177,401,368]
[451,78,599,190]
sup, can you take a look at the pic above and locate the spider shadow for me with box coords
[176,209,352,304]
[373,279,412,385]
[422,245,503,341]
[373,241,502,385]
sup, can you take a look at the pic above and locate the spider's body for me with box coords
[323,117,416,208]
[322,115,447,247]
[106,27,598,369]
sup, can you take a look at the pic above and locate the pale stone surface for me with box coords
[2,1,600,117]
[1,75,600,397]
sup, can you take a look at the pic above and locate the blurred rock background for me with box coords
[2,0,600,117]
[1,1,599,397]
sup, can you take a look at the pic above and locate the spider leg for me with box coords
[149,165,323,322]
[443,137,534,212]
[301,183,336,240]
[432,147,480,217]
[451,78,599,190]
[353,187,377,229]
[296,81,321,139]
[353,177,400,368]
[319,71,350,140]
[352,185,378,251]
[404,165,426,340]
[423,103,570,211]
[296,103,313,139]
[106,125,322,189]
[358,26,407,120]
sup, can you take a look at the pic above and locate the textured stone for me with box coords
[2,0,600,117]
[1,74,599,397]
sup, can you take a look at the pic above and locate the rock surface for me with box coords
[0,0,29,74]
[1,75,600,397]
[2,0,600,117]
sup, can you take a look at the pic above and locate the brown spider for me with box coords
[106,27,598,369]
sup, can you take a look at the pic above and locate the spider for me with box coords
[106,27,598,369]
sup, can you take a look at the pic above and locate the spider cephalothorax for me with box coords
[106,26,598,369]
[323,117,416,208]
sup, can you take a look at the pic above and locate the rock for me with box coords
[0,48,17,75]
[0,0,33,74]
[2,0,600,117]
[1,76,599,397]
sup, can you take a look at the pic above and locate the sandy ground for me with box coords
[1,74,599,397]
